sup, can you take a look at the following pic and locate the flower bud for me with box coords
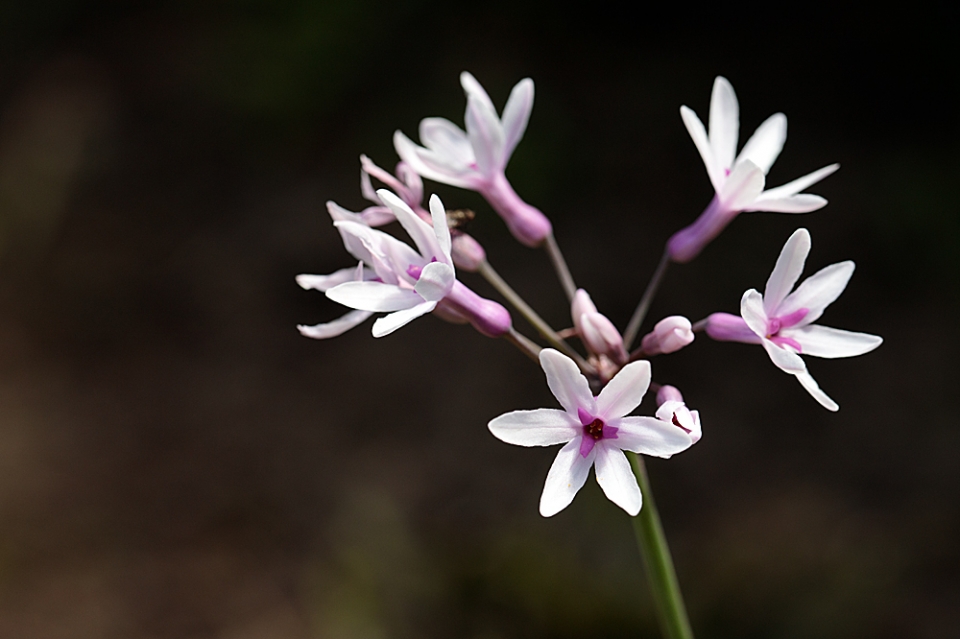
[703,312,763,344]
[640,316,694,355]
[439,280,512,338]
[570,289,626,363]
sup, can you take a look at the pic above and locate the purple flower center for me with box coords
[577,408,619,457]
[766,308,809,353]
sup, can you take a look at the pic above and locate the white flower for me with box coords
[668,76,839,263]
[488,349,693,517]
[740,228,882,411]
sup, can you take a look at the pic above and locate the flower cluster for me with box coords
[297,73,881,517]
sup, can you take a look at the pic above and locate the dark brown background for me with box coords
[0,2,956,638]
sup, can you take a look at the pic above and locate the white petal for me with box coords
[794,370,839,411]
[393,130,476,189]
[757,163,839,200]
[414,261,454,302]
[377,189,441,261]
[764,228,811,315]
[539,349,595,416]
[418,117,474,164]
[501,78,534,159]
[596,360,650,420]
[429,194,452,263]
[787,325,882,359]
[709,76,739,174]
[761,338,807,373]
[779,261,854,325]
[296,267,358,292]
[333,220,417,284]
[614,416,693,458]
[745,194,827,213]
[487,409,579,446]
[371,301,436,337]
[719,159,765,211]
[539,439,594,517]
[297,310,372,339]
[680,105,721,192]
[326,281,422,312]
[593,446,641,516]
[459,71,497,117]
[737,112,787,175]
[465,94,505,175]
[326,200,364,224]
[740,289,769,339]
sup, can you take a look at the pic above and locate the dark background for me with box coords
[0,2,956,638]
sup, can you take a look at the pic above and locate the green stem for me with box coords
[622,250,671,350]
[628,453,694,639]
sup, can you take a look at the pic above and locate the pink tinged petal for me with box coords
[413,261,454,302]
[794,370,839,411]
[641,316,694,355]
[744,194,828,214]
[358,206,397,227]
[487,408,579,446]
[539,439,595,517]
[418,117,474,164]
[764,228,811,314]
[326,281,423,312]
[571,289,599,330]
[779,261,854,325]
[297,310,372,339]
[786,325,882,359]
[761,338,807,373]
[580,312,626,362]
[719,159,765,211]
[501,78,534,159]
[709,76,739,174]
[680,105,721,192]
[459,71,497,118]
[614,416,693,458]
[656,386,684,406]
[428,194,452,263]
[371,300,436,337]
[465,94,505,175]
[296,266,362,292]
[688,410,702,444]
[377,189,441,261]
[333,221,416,284]
[740,289,770,339]
[396,162,424,203]
[326,200,364,224]
[737,112,787,174]
[655,400,685,422]
[393,130,477,189]
[757,163,839,200]
[539,349,596,416]
[596,360,651,420]
[593,445,642,516]
[360,155,405,201]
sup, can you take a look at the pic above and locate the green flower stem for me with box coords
[628,453,694,639]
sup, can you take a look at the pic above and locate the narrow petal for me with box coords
[745,194,827,214]
[594,446,642,516]
[326,200,364,224]
[680,106,721,192]
[539,349,596,416]
[465,95,505,175]
[501,78,534,159]
[460,71,497,118]
[757,163,839,200]
[393,130,477,189]
[761,338,807,373]
[326,281,422,312]
[377,189,441,261]
[709,76,739,173]
[418,117,474,164]
[764,228,811,314]
[614,417,693,458]
[414,261,454,302]
[371,301,436,337]
[297,310,372,339]
[719,159,765,211]
[596,360,651,420]
[794,370,839,411]
[428,194,452,263]
[539,439,594,517]
[737,112,787,174]
[779,261,854,324]
[740,289,769,339]
[296,267,360,292]
[488,408,579,446]
[787,325,882,359]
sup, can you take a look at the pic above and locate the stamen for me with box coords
[672,413,691,434]
[585,418,604,440]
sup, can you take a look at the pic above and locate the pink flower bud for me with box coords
[451,233,486,272]
[480,172,552,247]
[656,384,684,405]
[439,280,512,338]
[570,289,626,362]
[703,312,763,344]
[641,316,694,355]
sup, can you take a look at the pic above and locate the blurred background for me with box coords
[0,2,956,638]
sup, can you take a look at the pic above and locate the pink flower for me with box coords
[640,316,695,356]
[488,349,693,516]
[655,386,702,445]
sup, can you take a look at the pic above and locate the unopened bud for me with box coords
[641,316,694,355]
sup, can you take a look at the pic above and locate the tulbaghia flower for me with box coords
[640,316,695,355]
[488,349,693,516]
[668,76,839,263]
[732,228,882,410]
[394,72,552,247]
[655,385,702,445]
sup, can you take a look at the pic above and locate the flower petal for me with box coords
[488,408,579,446]
[414,261,454,302]
[418,117,474,164]
[737,112,787,174]
[371,301,436,337]
[794,370,839,411]
[428,194,452,263]
[596,360,650,420]
[326,281,423,312]
[393,130,477,189]
[761,338,807,373]
[377,189,441,261]
[757,163,839,200]
[501,77,534,159]
[296,267,361,292]
[465,94,505,175]
[786,325,882,359]
[779,261,854,325]
[539,439,594,517]
[680,105,721,192]
[764,228,811,315]
[744,194,827,214]
[719,159,765,211]
[740,289,769,339]
[297,310,372,339]
[614,416,693,458]
[539,348,595,416]
[460,71,497,118]
[709,76,739,174]
[594,446,642,516]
